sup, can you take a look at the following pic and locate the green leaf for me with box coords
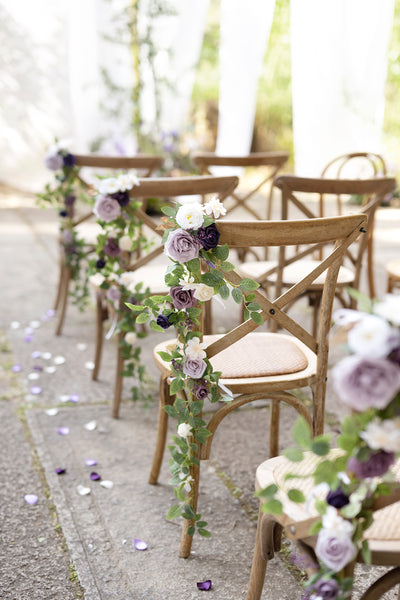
[170,378,185,395]
[136,312,150,324]
[346,287,373,313]
[166,505,182,520]
[190,400,203,416]
[201,270,224,286]
[247,302,261,311]
[214,244,229,261]
[263,499,283,515]
[182,504,196,520]
[231,288,243,304]
[292,417,312,448]
[220,261,235,272]
[125,303,144,312]
[313,461,339,487]
[311,439,330,456]
[161,205,177,217]
[150,321,164,332]
[239,278,260,291]
[164,405,178,417]
[258,483,278,498]
[251,312,264,326]
[308,520,323,536]
[196,521,208,528]
[287,488,306,503]
[361,540,371,564]
[198,528,211,537]
[283,447,304,462]
[219,284,230,300]
[186,258,200,273]
[157,351,172,362]
[187,526,196,536]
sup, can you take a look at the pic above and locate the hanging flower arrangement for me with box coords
[259,291,400,600]
[88,173,156,405]
[127,197,261,537]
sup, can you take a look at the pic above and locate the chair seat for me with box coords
[133,264,171,294]
[255,452,400,562]
[239,260,355,289]
[153,332,317,393]
[386,258,400,279]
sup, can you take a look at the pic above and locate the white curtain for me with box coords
[216,0,276,156]
[291,0,395,176]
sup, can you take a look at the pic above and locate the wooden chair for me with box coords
[54,154,164,336]
[386,258,400,293]
[246,452,400,600]
[238,176,396,335]
[91,175,239,418]
[149,212,367,558]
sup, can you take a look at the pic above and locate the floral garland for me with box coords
[127,197,261,537]
[88,173,156,405]
[259,292,400,600]
[38,140,93,311]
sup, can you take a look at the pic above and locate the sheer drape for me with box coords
[291,0,394,176]
[216,0,276,156]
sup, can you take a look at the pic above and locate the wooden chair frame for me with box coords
[90,175,239,418]
[149,212,367,558]
[54,153,164,335]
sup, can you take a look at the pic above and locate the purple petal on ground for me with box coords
[46,309,55,317]
[55,468,66,475]
[30,386,42,394]
[57,427,70,436]
[90,472,101,481]
[85,458,98,466]
[134,538,148,551]
[68,394,79,403]
[33,365,43,371]
[24,335,33,343]
[197,580,212,591]
[24,327,34,335]
[11,364,22,372]
[24,494,38,505]
[31,350,41,358]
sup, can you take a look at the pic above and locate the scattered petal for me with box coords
[46,309,55,317]
[100,480,113,489]
[55,468,66,475]
[90,472,101,481]
[24,327,34,335]
[28,372,40,381]
[53,356,66,365]
[30,386,42,395]
[10,321,20,329]
[25,394,37,402]
[59,394,70,403]
[44,366,56,374]
[85,361,95,371]
[77,343,87,351]
[134,538,148,551]
[29,320,41,329]
[24,494,38,505]
[38,537,46,543]
[45,408,59,416]
[33,365,43,371]
[31,350,42,359]
[68,394,79,403]
[77,485,91,496]
[197,580,212,591]
[84,420,97,431]
[85,458,97,466]
[57,427,69,436]
[24,335,33,343]
[11,364,22,372]
[42,352,52,360]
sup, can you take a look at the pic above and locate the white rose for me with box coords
[118,173,140,191]
[119,272,136,286]
[360,417,400,453]
[175,202,204,230]
[321,506,353,536]
[348,314,399,358]
[177,422,193,438]
[185,336,207,359]
[97,177,120,195]
[374,294,400,326]
[191,283,214,302]
[89,273,105,287]
[119,235,132,251]
[204,196,227,219]
[125,332,137,345]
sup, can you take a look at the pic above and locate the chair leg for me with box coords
[111,331,124,418]
[53,260,64,310]
[246,508,282,600]
[367,235,375,299]
[55,266,71,336]
[179,458,200,558]
[269,399,280,458]
[149,376,172,485]
[92,292,106,382]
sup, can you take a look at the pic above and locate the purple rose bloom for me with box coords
[347,450,395,479]
[315,529,356,572]
[45,152,63,171]
[103,238,121,257]
[332,355,400,411]
[111,190,130,207]
[96,258,106,269]
[182,357,207,379]
[64,194,76,207]
[326,487,350,509]
[194,382,209,400]
[170,286,198,310]
[389,346,400,366]
[62,153,76,167]
[93,195,122,222]
[164,229,201,264]
[197,223,220,250]
[313,578,340,600]
[106,285,121,303]
[156,314,171,329]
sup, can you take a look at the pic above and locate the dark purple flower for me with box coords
[389,346,400,366]
[326,487,350,509]
[156,314,171,329]
[313,578,340,600]
[164,229,201,263]
[197,580,212,591]
[55,468,66,475]
[62,153,76,167]
[347,450,395,479]
[170,286,198,310]
[103,238,121,257]
[194,382,209,400]
[64,194,76,207]
[96,258,106,269]
[171,359,183,372]
[197,223,220,250]
[111,190,130,207]
[183,357,207,379]
[90,472,101,481]
[59,210,68,218]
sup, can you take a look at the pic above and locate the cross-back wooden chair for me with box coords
[320,151,389,299]
[54,154,164,335]
[149,212,367,558]
[91,175,239,418]
[238,176,396,336]
[246,452,400,600]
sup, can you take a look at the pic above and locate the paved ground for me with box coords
[1,187,400,599]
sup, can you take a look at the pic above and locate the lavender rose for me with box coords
[106,286,121,303]
[326,487,350,509]
[347,450,395,479]
[103,238,121,257]
[313,578,340,600]
[182,357,207,379]
[156,314,171,329]
[315,529,356,572]
[194,383,209,400]
[332,355,400,411]
[170,286,198,310]
[45,152,63,171]
[197,223,220,250]
[164,229,201,264]
[93,195,122,222]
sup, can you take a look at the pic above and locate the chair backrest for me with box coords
[192,151,289,220]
